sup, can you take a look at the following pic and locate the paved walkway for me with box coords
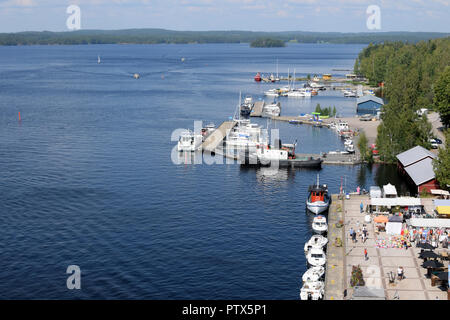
[341,195,448,300]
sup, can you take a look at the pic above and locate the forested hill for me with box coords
[354,37,450,167]
[0,29,448,46]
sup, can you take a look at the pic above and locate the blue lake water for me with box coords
[0,43,406,299]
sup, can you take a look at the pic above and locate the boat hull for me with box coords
[240,155,322,169]
[306,201,329,214]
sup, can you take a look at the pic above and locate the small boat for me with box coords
[343,90,357,97]
[344,139,353,146]
[300,281,325,300]
[201,123,215,138]
[254,72,262,82]
[302,266,325,283]
[177,130,203,152]
[304,235,328,253]
[270,73,275,82]
[306,176,330,214]
[289,119,302,125]
[306,247,326,267]
[345,144,355,153]
[97,55,101,64]
[264,89,279,97]
[312,215,328,234]
[133,73,140,79]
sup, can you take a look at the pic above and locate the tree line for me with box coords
[0,30,448,46]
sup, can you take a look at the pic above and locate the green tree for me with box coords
[433,65,450,127]
[433,129,450,189]
[357,132,371,162]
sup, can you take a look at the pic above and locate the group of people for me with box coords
[349,224,369,244]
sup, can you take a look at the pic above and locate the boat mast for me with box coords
[293,68,296,91]
[276,59,279,79]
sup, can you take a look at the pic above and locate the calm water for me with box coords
[0,43,407,299]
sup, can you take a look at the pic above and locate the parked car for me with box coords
[434,138,443,144]
[429,139,438,149]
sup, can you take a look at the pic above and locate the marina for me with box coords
[2,42,447,300]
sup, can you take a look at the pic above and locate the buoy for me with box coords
[18,112,21,121]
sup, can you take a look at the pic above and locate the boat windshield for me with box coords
[311,254,323,258]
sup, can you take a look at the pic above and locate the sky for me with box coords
[0,0,449,33]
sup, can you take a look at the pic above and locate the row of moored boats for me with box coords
[301,176,330,300]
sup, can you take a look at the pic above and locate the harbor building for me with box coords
[322,73,332,80]
[356,95,384,114]
[396,146,439,194]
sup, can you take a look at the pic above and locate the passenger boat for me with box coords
[254,72,262,82]
[302,266,325,283]
[177,130,203,152]
[306,247,326,267]
[312,215,328,234]
[306,175,330,214]
[300,281,325,300]
[304,235,328,253]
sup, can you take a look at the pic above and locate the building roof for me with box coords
[403,157,436,186]
[356,95,384,105]
[396,145,436,167]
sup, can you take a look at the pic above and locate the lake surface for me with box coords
[0,43,408,299]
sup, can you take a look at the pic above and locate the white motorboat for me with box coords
[302,266,325,283]
[304,235,328,253]
[335,121,349,133]
[343,90,357,97]
[262,101,281,117]
[306,247,326,267]
[264,89,279,97]
[312,215,328,234]
[226,119,268,149]
[300,281,325,300]
[177,130,203,152]
[201,123,215,139]
[345,143,355,153]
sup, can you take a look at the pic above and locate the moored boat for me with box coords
[300,281,325,300]
[306,247,326,267]
[254,72,262,82]
[304,234,328,253]
[306,175,330,214]
[302,266,325,283]
[312,215,328,234]
[177,130,203,152]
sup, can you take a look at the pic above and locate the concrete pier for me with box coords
[250,101,265,117]
[324,194,449,300]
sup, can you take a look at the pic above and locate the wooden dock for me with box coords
[200,121,236,154]
[250,101,265,117]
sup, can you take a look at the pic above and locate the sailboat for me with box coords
[97,55,101,64]
[306,175,330,214]
[275,59,280,82]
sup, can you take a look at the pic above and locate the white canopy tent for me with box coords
[370,197,422,207]
[382,183,397,198]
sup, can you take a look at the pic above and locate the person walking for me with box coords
[349,227,354,243]
[360,201,364,213]
[364,248,368,260]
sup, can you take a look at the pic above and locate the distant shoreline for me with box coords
[0,29,448,46]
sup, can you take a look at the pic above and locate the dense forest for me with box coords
[250,38,285,48]
[0,29,448,46]
[354,37,450,187]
